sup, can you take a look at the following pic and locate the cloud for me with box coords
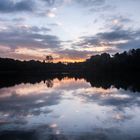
[76,0,106,7]
[41,0,56,6]
[0,25,61,49]
[46,8,57,18]
[0,79,140,139]
[103,15,132,30]
[89,4,115,13]
[18,25,51,32]
[118,38,140,50]
[41,0,106,7]
[0,0,34,13]
[12,17,26,22]
[97,29,132,41]
[0,0,139,61]
[73,86,140,112]
[56,49,93,60]
[0,24,63,60]
[75,26,140,53]
[0,81,62,118]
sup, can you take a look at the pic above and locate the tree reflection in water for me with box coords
[44,79,53,88]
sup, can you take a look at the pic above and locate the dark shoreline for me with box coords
[0,48,140,91]
[0,72,140,92]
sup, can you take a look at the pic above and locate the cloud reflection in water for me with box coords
[0,78,140,140]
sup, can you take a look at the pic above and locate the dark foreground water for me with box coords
[0,76,140,140]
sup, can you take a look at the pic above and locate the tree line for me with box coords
[0,48,140,75]
[85,48,140,75]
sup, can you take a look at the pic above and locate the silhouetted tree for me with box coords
[45,55,53,63]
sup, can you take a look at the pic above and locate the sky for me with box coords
[0,0,140,62]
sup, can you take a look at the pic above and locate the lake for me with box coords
[0,76,140,140]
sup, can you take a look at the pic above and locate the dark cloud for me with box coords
[26,26,51,32]
[75,27,140,53]
[0,25,61,49]
[118,38,140,50]
[0,0,34,13]
[97,29,133,41]
[0,0,107,14]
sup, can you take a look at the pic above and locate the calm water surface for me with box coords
[0,77,140,140]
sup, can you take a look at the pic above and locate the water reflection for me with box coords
[44,79,53,88]
[0,77,140,140]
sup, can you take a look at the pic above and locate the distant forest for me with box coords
[0,48,140,76]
